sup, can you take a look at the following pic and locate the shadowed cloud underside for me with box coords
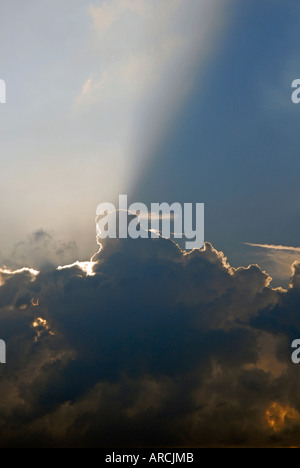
[0,238,300,447]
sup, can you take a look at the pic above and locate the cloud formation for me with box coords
[0,230,79,271]
[0,237,300,447]
[244,243,300,286]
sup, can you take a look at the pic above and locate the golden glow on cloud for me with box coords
[32,317,54,342]
[0,267,40,276]
[266,402,299,432]
[0,267,40,287]
[57,261,96,277]
[32,318,47,329]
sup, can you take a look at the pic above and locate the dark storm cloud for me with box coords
[0,238,299,447]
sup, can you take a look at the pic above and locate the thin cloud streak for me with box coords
[245,243,300,253]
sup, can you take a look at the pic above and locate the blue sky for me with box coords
[133,0,300,281]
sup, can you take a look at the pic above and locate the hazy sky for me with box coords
[0,0,234,263]
[1,0,300,283]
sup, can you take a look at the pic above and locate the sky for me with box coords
[1,0,300,448]
[0,0,234,265]
[1,0,300,284]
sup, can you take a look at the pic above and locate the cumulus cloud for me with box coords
[0,229,79,271]
[244,243,300,286]
[0,237,300,447]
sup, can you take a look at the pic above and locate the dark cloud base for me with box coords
[0,238,300,448]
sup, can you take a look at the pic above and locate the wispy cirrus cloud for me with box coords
[245,243,300,252]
